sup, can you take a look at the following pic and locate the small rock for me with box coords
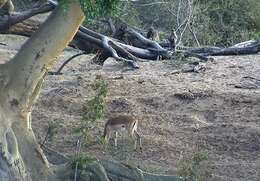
[113,75,124,80]
[166,70,181,75]
[137,79,145,84]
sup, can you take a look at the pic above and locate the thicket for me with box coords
[13,0,260,46]
[193,0,260,46]
[105,0,260,46]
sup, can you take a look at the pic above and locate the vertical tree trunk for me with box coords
[0,1,84,181]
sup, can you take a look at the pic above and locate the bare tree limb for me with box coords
[188,24,200,47]
[49,52,86,75]
[0,3,54,32]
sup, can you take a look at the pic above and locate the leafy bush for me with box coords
[79,75,108,141]
[190,0,260,46]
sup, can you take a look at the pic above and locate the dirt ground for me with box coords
[1,34,260,181]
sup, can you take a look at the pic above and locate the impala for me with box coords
[103,115,142,151]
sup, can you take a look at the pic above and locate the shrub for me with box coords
[79,75,108,141]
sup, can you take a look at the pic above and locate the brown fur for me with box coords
[103,115,142,150]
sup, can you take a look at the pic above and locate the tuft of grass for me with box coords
[177,151,212,181]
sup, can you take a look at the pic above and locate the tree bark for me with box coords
[0,1,84,180]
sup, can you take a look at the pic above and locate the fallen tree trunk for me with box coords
[231,40,260,48]
[77,25,172,62]
[202,44,260,56]
[75,30,139,68]
[0,2,211,71]
[181,46,222,54]
[72,25,210,63]
[182,40,260,56]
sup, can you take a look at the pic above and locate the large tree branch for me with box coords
[76,30,140,68]
[49,52,86,75]
[3,2,84,116]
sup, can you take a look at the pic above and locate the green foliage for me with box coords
[71,155,97,170]
[80,0,119,22]
[57,0,119,22]
[251,31,260,40]
[58,0,71,11]
[82,75,108,122]
[12,0,34,10]
[114,1,142,28]
[177,151,212,181]
[79,75,108,141]
[192,0,260,46]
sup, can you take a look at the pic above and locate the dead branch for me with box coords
[48,52,86,75]
[0,3,54,32]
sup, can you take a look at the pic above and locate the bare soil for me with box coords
[1,34,260,181]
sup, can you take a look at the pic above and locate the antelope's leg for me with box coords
[133,133,137,150]
[134,130,142,150]
[104,127,110,143]
[114,131,118,147]
[103,129,111,149]
[128,129,136,150]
